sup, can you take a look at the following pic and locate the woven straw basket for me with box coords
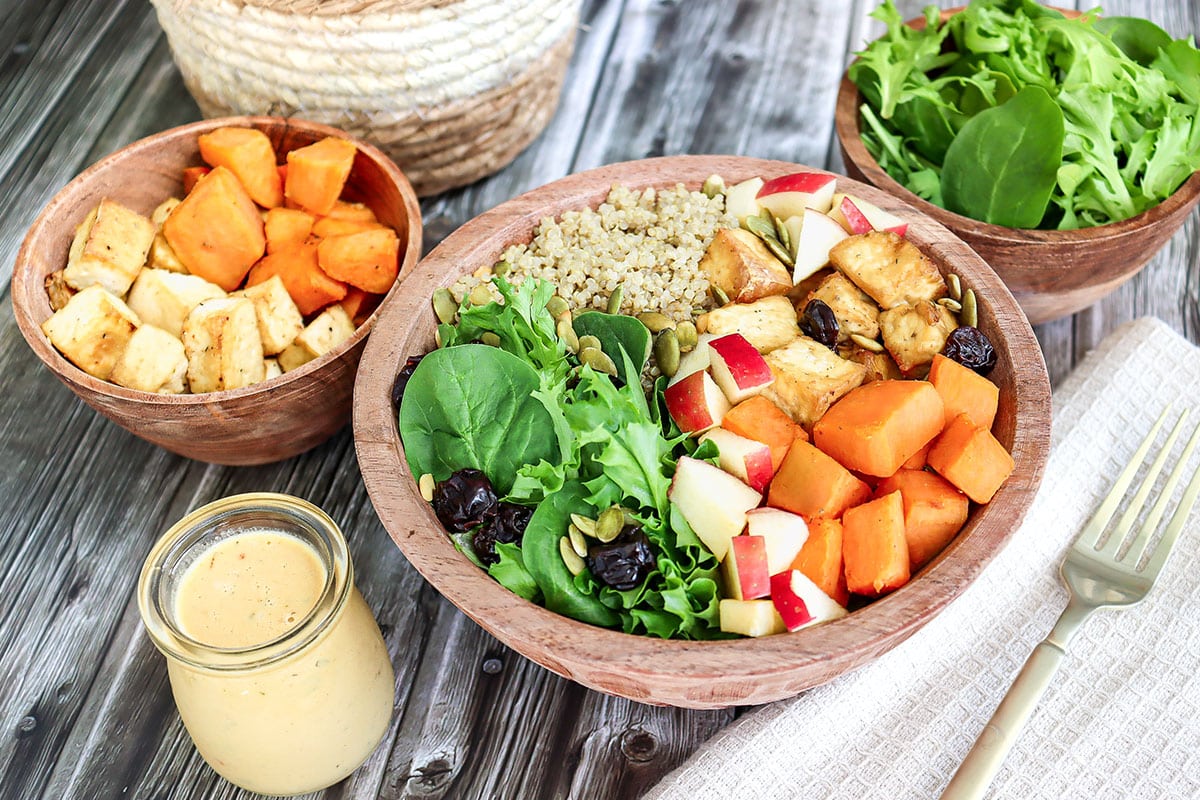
[151,0,581,196]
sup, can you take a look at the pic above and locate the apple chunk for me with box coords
[719,598,786,637]
[791,208,849,284]
[746,507,809,574]
[700,428,776,492]
[707,332,774,404]
[664,368,730,434]
[756,171,837,218]
[669,456,762,561]
[724,177,765,225]
[771,569,848,631]
[720,535,771,600]
[829,193,908,236]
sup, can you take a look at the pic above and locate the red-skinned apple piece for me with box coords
[668,456,762,561]
[721,535,771,600]
[724,177,765,224]
[745,507,809,574]
[791,208,850,284]
[770,569,848,631]
[707,333,774,404]
[756,172,837,218]
[829,193,908,236]
[664,369,730,434]
[700,428,776,492]
[666,333,715,388]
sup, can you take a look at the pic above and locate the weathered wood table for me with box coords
[1,1,1196,798]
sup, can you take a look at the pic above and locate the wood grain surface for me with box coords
[0,0,1196,798]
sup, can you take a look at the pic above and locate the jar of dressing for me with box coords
[137,493,395,796]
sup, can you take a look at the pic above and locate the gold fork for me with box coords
[941,406,1200,800]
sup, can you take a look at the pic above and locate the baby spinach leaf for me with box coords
[941,85,1064,228]
[1095,16,1172,67]
[488,543,541,603]
[399,344,558,494]
[572,311,651,386]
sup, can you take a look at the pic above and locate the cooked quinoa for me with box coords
[452,183,737,321]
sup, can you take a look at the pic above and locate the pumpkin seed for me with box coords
[493,259,510,278]
[744,212,777,241]
[546,295,570,320]
[432,288,458,325]
[761,233,795,267]
[675,320,698,351]
[654,329,681,377]
[418,473,436,502]
[435,327,444,348]
[710,284,730,306]
[560,536,585,576]
[607,285,624,315]
[636,311,675,333]
[595,506,625,543]
[772,210,792,252]
[962,288,978,328]
[580,347,618,376]
[850,333,884,352]
[481,332,501,348]
[569,513,597,538]
[577,334,602,353]
[568,525,589,558]
[938,297,963,313]
[469,284,494,307]
[947,273,962,302]
[702,174,725,199]
[557,316,579,353]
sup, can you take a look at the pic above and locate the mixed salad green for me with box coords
[849,0,1200,229]
[399,276,728,639]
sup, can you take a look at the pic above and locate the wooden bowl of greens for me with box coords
[353,154,1052,709]
[835,2,1200,325]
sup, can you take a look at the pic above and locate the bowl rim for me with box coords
[833,7,1200,243]
[353,154,1052,705]
[11,114,423,408]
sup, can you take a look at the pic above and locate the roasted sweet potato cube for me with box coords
[843,490,911,596]
[163,166,266,291]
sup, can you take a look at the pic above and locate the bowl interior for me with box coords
[354,155,1051,708]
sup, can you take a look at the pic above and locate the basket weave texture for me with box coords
[151,0,581,196]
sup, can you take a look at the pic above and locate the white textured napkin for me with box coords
[647,317,1200,800]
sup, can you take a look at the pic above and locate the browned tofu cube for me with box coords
[699,295,801,354]
[879,300,958,376]
[699,228,792,303]
[804,271,880,342]
[41,285,140,379]
[842,343,903,382]
[828,231,946,309]
[761,336,868,427]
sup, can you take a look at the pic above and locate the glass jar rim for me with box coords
[137,492,352,671]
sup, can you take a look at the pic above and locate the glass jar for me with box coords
[137,493,395,796]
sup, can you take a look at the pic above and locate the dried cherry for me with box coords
[800,299,839,350]
[943,326,997,375]
[472,502,534,566]
[432,469,498,533]
[390,355,425,408]
[586,525,654,591]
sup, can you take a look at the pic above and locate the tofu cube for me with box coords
[232,275,304,356]
[879,300,958,376]
[150,198,182,229]
[761,336,867,427]
[842,344,903,383]
[41,285,140,379]
[109,325,188,393]
[699,295,801,354]
[62,199,156,297]
[699,228,792,303]
[828,231,946,309]
[803,271,880,342]
[126,268,226,338]
[263,358,283,380]
[146,233,188,273]
[277,305,356,373]
[182,297,265,392]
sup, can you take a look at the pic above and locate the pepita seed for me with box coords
[560,536,585,575]
[744,213,776,241]
[654,329,681,377]
[773,210,792,252]
[962,288,978,328]
[702,174,726,199]
[938,297,963,313]
[557,316,580,353]
[568,525,589,558]
[577,334,602,353]
[850,333,885,352]
[432,288,457,325]
[596,506,625,542]
[481,332,501,348]
[570,513,597,537]
[607,285,625,315]
[435,327,444,348]
[546,295,570,320]
[761,233,795,267]
[675,320,698,351]
[469,284,493,307]
[947,273,962,302]
[418,473,436,502]
[636,311,675,333]
[580,347,618,376]
[710,284,730,306]
[493,261,510,279]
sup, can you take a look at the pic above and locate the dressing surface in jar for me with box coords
[138,493,395,796]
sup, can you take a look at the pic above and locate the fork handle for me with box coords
[940,601,1094,800]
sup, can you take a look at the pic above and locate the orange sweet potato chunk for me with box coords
[722,394,808,471]
[163,166,265,291]
[247,242,347,316]
[927,413,1015,504]
[325,200,379,222]
[875,468,969,569]
[813,379,945,478]
[790,517,849,607]
[902,440,932,470]
[767,439,871,521]
[316,227,400,294]
[842,490,910,596]
[284,136,358,216]
[310,215,384,239]
[264,207,315,254]
[182,166,210,194]
[340,286,383,326]
[198,126,283,208]
[928,354,999,430]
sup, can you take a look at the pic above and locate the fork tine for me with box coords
[1076,406,1172,549]
[1099,409,1191,557]
[1134,421,1200,577]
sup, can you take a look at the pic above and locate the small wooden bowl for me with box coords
[12,116,422,465]
[353,155,1052,708]
[834,10,1200,326]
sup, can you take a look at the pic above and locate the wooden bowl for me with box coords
[353,155,1052,708]
[834,10,1200,326]
[12,116,422,465]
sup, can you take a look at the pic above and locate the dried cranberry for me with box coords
[800,299,839,349]
[432,469,498,533]
[472,502,534,566]
[943,326,997,375]
[391,355,425,408]
[587,526,654,591]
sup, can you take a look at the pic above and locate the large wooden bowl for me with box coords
[834,9,1200,326]
[13,116,422,465]
[354,155,1051,708]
